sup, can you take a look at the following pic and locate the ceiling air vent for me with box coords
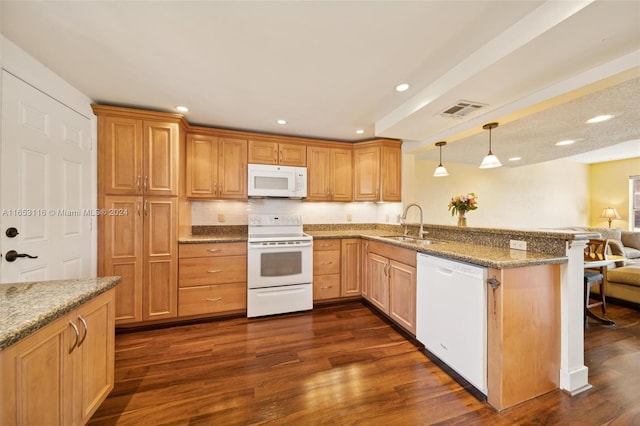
[440,100,486,118]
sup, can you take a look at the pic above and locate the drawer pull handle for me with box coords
[205,297,222,302]
[206,249,220,253]
[321,261,333,265]
[207,269,222,273]
[320,286,333,289]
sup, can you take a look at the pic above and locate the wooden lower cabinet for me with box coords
[341,239,361,297]
[100,196,177,325]
[1,289,115,426]
[178,242,247,317]
[313,239,341,301]
[364,241,416,334]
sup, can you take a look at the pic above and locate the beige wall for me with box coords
[589,158,640,230]
[404,156,591,229]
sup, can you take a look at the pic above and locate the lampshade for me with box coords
[479,122,502,169]
[433,141,449,177]
[600,207,621,228]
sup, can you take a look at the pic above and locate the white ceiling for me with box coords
[2,1,639,167]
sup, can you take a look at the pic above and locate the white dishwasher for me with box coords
[416,253,488,395]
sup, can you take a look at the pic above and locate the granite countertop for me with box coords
[363,235,567,269]
[0,276,121,350]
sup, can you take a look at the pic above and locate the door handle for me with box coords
[4,250,38,262]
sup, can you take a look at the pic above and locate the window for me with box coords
[631,176,640,231]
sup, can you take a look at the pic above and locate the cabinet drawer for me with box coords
[179,283,246,317]
[313,274,341,300]
[179,242,246,259]
[313,250,340,275]
[314,239,340,251]
[179,256,246,287]
[368,241,416,267]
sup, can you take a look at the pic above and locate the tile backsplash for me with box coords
[191,199,404,226]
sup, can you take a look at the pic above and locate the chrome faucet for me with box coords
[400,203,426,239]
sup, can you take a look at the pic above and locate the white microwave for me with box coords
[247,163,307,198]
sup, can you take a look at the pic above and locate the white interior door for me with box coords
[1,71,92,283]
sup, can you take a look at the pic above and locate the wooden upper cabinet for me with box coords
[101,116,143,195]
[353,140,401,202]
[219,137,248,199]
[186,133,247,199]
[98,113,179,196]
[306,146,352,201]
[353,145,380,201]
[144,121,179,196]
[381,145,402,201]
[186,133,218,197]
[248,140,306,166]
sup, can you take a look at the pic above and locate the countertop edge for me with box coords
[0,276,122,351]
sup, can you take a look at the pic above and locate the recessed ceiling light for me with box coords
[276,119,287,125]
[355,129,365,135]
[395,83,410,92]
[586,114,614,124]
[555,140,575,146]
[508,157,522,161]
[176,105,189,112]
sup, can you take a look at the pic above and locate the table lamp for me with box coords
[600,207,621,228]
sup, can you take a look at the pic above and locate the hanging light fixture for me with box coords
[433,141,449,177]
[479,122,502,169]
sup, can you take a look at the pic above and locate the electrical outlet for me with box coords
[509,239,527,251]
[218,213,225,222]
[385,214,389,222]
[346,213,352,222]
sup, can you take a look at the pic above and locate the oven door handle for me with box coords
[248,241,313,249]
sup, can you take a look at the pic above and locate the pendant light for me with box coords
[433,141,449,177]
[479,122,502,169]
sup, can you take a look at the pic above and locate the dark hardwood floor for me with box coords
[89,301,640,425]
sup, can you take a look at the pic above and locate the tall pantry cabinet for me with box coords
[93,105,183,325]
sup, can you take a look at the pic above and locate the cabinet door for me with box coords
[389,260,416,334]
[353,145,380,201]
[367,252,389,313]
[306,146,331,201]
[101,196,143,324]
[101,116,143,195]
[278,143,306,166]
[74,290,115,424]
[248,140,278,165]
[361,241,370,298]
[186,133,219,197]
[381,145,402,201]
[341,239,361,297]
[0,314,74,426]
[144,121,179,196]
[218,138,248,199]
[143,197,177,320]
[330,148,353,201]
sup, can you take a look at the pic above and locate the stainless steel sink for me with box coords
[384,236,417,242]
[383,236,442,245]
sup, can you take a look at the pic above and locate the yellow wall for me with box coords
[405,156,590,229]
[589,158,640,230]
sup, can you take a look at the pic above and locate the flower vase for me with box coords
[457,211,467,227]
